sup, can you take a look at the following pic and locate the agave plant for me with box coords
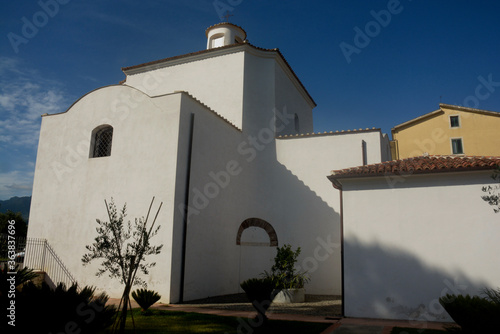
[240,277,275,322]
[0,265,38,297]
[131,288,161,312]
[4,281,116,333]
[439,291,500,333]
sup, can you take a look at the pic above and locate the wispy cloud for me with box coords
[0,57,69,199]
[0,57,68,146]
[0,57,24,76]
[87,11,142,30]
[0,169,35,200]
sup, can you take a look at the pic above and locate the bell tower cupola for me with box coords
[206,22,247,50]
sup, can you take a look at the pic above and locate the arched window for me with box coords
[210,33,225,48]
[91,125,113,158]
[236,218,278,247]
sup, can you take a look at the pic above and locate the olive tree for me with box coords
[82,197,163,333]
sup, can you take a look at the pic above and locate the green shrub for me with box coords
[264,244,309,289]
[132,288,161,312]
[240,277,275,321]
[1,281,116,333]
[439,293,500,333]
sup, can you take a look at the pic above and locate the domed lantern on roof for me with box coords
[206,22,247,49]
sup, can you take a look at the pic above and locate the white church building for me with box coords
[27,22,500,323]
[27,22,391,304]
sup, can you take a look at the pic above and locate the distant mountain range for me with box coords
[0,196,31,221]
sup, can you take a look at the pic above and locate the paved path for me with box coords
[108,297,452,333]
[161,304,450,333]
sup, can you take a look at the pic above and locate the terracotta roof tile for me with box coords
[329,155,500,181]
[277,128,380,139]
[177,91,241,131]
[205,22,247,39]
[121,43,242,72]
[392,104,500,132]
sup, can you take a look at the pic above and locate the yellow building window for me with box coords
[451,138,464,154]
[450,115,460,128]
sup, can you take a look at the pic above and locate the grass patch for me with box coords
[105,308,331,333]
[391,327,447,334]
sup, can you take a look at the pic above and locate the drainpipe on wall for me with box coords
[179,113,195,303]
[362,140,367,166]
[338,184,345,317]
[328,178,345,317]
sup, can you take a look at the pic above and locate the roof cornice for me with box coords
[277,127,380,139]
[205,22,247,39]
[392,104,500,134]
[122,43,247,74]
[439,103,500,116]
[175,91,241,131]
[391,109,443,134]
[328,155,500,185]
[121,42,316,107]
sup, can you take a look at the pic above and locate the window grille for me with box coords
[93,126,113,157]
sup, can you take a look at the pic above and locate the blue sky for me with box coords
[1,0,500,200]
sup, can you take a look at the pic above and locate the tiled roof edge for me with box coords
[174,91,241,132]
[439,103,500,116]
[122,43,245,72]
[121,42,316,107]
[329,155,500,181]
[391,109,442,132]
[205,22,247,39]
[277,127,380,139]
[392,104,500,132]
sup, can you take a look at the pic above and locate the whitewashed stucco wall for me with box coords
[173,48,328,300]
[176,94,247,301]
[339,171,500,321]
[273,57,314,135]
[124,46,316,137]
[27,41,395,304]
[177,115,388,300]
[28,86,186,302]
[274,130,389,296]
[124,51,246,129]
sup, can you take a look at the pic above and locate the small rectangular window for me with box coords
[450,115,460,128]
[451,138,464,154]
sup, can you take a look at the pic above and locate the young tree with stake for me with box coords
[82,197,163,333]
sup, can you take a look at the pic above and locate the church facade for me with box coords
[27,23,391,303]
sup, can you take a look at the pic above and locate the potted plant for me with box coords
[265,244,309,303]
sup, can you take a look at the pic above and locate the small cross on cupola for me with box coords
[223,11,234,22]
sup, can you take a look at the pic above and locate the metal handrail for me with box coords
[1,236,77,287]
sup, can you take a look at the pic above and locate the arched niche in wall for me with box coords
[236,218,278,247]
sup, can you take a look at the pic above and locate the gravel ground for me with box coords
[181,293,342,318]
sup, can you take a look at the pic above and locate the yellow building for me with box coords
[391,103,500,159]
